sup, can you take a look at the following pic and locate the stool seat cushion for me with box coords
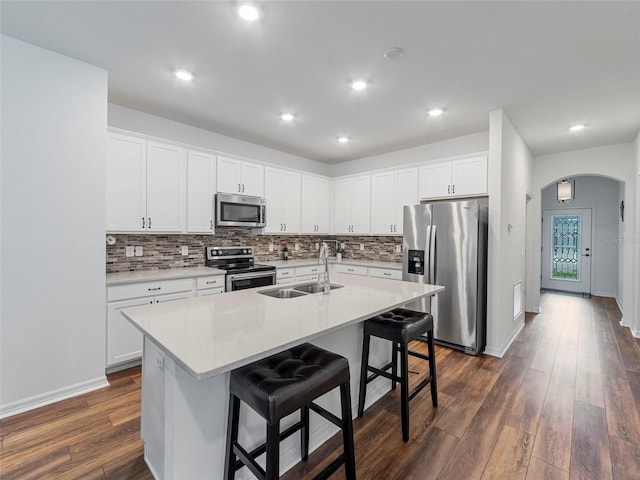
[364,308,433,344]
[229,343,350,424]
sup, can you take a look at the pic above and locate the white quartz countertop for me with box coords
[261,258,402,270]
[122,273,443,380]
[106,266,226,286]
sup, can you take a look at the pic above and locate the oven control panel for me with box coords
[206,247,254,260]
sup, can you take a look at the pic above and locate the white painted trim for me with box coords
[615,296,624,313]
[484,321,525,358]
[0,376,109,419]
[594,291,617,298]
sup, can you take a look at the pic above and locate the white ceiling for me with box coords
[2,1,639,164]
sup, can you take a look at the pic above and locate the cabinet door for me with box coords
[281,170,301,233]
[107,296,150,366]
[240,161,264,197]
[419,162,452,200]
[452,156,488,197]
[394,168,418,235]
[187,150,216,233]
[301,175,330,234]
[106,133,146,232]
[146,141,186,232]
[264,167,284,233]
[370,171,396,234]
[216,156,242,194]
[350,175,371,234]
[333,178,353,234]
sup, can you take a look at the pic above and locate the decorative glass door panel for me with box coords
[542,208,592,294]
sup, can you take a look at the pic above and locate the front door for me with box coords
[541,208,592,294]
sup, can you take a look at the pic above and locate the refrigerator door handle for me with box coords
[429,225,436,284]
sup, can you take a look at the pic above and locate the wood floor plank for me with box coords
[575,355,605,408]
[603,375,640,444]
[391,427,458,480]
[507,368,550,435]
[0,446,71,480]
[526,457,570,480]
[570,400,613,480]
[530,341,559,373]
[0,396,89,436]
[550,346,578,389]
[481,424,533,480]
[531,382,575,471]
[609,436,640,480]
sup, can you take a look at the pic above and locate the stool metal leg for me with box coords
[265,421,280,480]
[301,405,310,461]
[357,332,370,417]
[399,343,410,442]
[427,329,438,407]
[224,394,241,480]
[340,382,357,480]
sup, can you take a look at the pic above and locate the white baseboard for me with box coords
[615,297,623,313]
[594,291,616,298]
[484,321,525,358]
[0,375,109,419]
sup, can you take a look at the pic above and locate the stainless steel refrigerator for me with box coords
[402,198,488,355]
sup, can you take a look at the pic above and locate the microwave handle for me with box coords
[260,204,266,225]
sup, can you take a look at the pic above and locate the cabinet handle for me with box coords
[238,183,241,192]
[452,184,455,194]
[148,217,151,229]
[210,220,213,230]
[148,287,161,291]
[384,272,391,276]
[448,185,451,194]
[242,184,245,192]
[206,280,218,285]
[283,223,286,231]
[142,217,145,228]
[348,268,354,272]
[311,268,318,272]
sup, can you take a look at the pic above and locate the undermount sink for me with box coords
[292,282,344,294]
[258,283,344,299]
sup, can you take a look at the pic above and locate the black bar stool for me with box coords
[357,308,437,442]
[224,343,356,480]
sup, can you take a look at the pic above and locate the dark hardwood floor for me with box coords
[1,293,639,479]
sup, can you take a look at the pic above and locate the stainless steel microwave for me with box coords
[215,193,266,228]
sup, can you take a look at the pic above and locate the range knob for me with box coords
[247,249,252,254]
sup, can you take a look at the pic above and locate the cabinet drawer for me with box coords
[276,268,295,280]
[196,275,225,290]
[108,278,193,302]
[296,274,320,283]
[295,265,323,277]
[197,287,224,296]
[335,264,368,276]
[369,267,402,281]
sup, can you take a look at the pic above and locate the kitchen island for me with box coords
[123,273,443,480]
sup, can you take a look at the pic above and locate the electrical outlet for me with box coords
[269,243,274,252]
[295,243,300,251]
[315,243,319,250]
[125,245,134,257]
[181,246,189,256]
[396,244,402,253]
[135,246,143,257]
[155,355,164,369]
[360,243,365,251]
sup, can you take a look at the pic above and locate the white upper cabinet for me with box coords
[187,150,216,233]
[106,133,186,233]
[145,141,187,232]
[264,167,301,234]
[419,155,487,200]
[334,175,371,234]
[371,168,418,235]
[301,175,331,234]
[106,133,147,232]
[216,156,264,197]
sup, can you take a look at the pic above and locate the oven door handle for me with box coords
[226,270,276,291]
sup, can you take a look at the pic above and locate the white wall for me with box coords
[329,131,489,177]
[541,176,621,298]
[485,110,532,357]
[108,104,330,177]
[0,36,108,416]
[527,143,636,331]
[634,130,640,337]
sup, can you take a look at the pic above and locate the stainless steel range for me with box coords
[205,246,276,292]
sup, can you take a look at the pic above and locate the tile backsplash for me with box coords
[106,229,403,273]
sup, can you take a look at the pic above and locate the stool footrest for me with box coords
[408,375,433,402]
[308,402,342,429]
[409,350,431,362]
[233,442,265,479]
[365,361,396,384]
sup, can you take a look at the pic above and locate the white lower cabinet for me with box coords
[335,264,368,276]
[368,267,402,280]
[196,275,225,295]
[106,278,193,370]
[276,267,295,285]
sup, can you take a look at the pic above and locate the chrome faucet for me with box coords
[318,241,330,294]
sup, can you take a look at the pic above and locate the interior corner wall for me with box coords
[527,143,636,330]
[634,130,640,337]
[108,104,331,177]
[0,36,108,416]
[485,110,532,357]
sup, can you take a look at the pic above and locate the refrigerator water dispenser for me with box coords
[407,249,424,275]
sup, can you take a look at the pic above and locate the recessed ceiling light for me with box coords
[175,69,194,81]
[238,4,260,21]
[569,124,586,132]
[280,113,294,122]
[428,108,444,117]
[384,47,404,60]
[338,136,350,144]
[351,80,367,91]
